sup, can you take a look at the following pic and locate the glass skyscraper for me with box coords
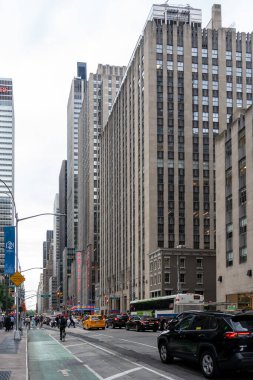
[0,78,15,275]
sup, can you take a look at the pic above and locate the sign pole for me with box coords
[14,214,20,340]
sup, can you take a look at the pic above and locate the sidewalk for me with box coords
[0,327,27,380]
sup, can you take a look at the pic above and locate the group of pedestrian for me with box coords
[23,314,44,329]
[49,313,75,329]
[0,313,15,331]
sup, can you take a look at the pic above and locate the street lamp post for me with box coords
[0,175,65,340]
[21,267,44,273]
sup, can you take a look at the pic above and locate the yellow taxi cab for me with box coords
[82,314,106,330]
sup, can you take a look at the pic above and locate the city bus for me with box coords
[130,293,204,330]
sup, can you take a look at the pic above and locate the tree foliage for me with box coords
[0,283,15,311]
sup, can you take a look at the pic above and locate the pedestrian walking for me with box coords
[0,314,4,329]
[39,315,43,328]
[59,314,67,341]
[4,315,11,331]
[25,316,30,329]
[10,315,14,330]
[68,314,75,328]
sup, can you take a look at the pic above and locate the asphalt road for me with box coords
[28,324,253,380]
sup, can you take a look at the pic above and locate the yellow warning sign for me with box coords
[10,272,25,287]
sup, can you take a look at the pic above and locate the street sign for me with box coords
[10,271,25,287]
[40,294,51,298]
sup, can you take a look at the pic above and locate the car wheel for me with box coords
[153,328,158,332]
[159,341,173,364]
[112,324,115,329]
[102,327,105,330]
[136,325,140,332]
[119,326,121,329]
[106,323,109,328]
[126,324,130,330]
[200,351,220,379]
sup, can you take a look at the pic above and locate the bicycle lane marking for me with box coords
[28,329,99,379]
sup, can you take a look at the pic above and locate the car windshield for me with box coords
[230,315,253,331]
[91,316,103,321]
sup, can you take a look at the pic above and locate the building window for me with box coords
[197,273,203,284]
[179,273,185,283]
[226,251,233,267]
[239,247,247,263]
[179,257,185,268]
[156,44,163,53]
[192,47,198,56]
[239,217,247,234]
[164,273,170,283]
[196,258,203,268]
[164,256,170,268]
[239,187,246,205]
[226,223,233,238]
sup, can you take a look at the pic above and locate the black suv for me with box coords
[106,314,128,329]
[157,311,253,378]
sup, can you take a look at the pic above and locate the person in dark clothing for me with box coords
[4,315,11,331]
[59,315,67,341]
[68,314,75,328]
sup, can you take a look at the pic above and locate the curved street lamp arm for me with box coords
[18,212,66,222]
[0,178,17,218]
[21,267,43,273]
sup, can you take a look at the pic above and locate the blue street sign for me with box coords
[4,226,15,274]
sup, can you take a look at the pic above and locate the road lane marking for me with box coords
[77,338,117,356]
[104,367,142,380]
[57,369,71,377]
[118,338,156,349]
[84,365,103,380]
[142,365,181,380]
[73,335,183,380]
[64,343,87,348]
[49,333,83,363]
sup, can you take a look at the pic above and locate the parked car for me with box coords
[82,314,105,330]
[126,315,159,332]
[157,310,253,378]
[106,314,127,329]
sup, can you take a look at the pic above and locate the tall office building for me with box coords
[78,64,126,305]
[43,230,53,269]
[100,3,253,313]
[216,107,253,309]
[0,78,15,274]
[67,62,87,249]
[58,160,67,296]
[53,194,60,279]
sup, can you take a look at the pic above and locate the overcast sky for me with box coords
[1,0,253,310]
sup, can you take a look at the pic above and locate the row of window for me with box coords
[156,45,251,62]
[150,257,203,271]
[150,272,203,285]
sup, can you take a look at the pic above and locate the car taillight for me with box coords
[225,331,251,339]
[114,318,118,321]
[155,321,159,324]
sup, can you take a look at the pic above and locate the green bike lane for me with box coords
[28,329,99,379]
